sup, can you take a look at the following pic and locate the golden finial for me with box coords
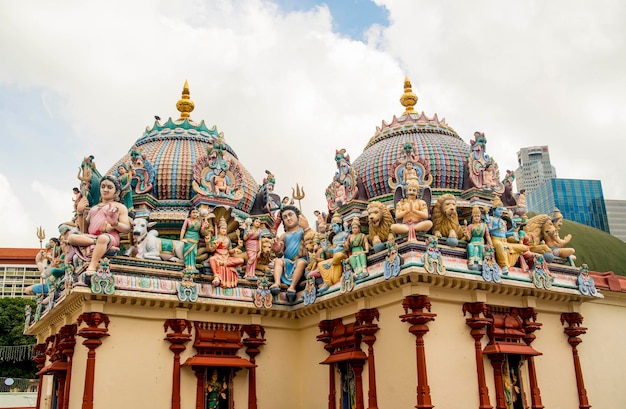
[176,80,195,120]
[399,76,418,114]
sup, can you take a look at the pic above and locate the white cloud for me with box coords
[0,0,624,250]
[0,174,38,248]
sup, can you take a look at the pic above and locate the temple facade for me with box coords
[24,79,626,409]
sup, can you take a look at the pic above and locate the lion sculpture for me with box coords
[367,201,395,246]
[431,194,463,239]
[523,214,575,258]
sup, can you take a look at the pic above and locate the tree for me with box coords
[0,297,37,378]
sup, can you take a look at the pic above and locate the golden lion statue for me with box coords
[367,201,394,246]
[523,214,575,258]
[431,194,463,239]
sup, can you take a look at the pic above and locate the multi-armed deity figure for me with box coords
[485,198,528,273]
[468,132,504,194]
[207,217,245,288]
[391,178,433,241]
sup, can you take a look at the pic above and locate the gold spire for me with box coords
[176,80,195,120]
[399,76,418,114]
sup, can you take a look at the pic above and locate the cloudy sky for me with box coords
[1,0,624,248]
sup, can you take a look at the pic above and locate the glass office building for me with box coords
[527,178,610,233]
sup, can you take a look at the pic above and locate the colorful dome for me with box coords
[108,81,259,213]
[352,78,470,199]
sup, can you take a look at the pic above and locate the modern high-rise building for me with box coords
[515,146,557,193]
[605,199,626,242]
[0,248,39,298]
[527,178,610,233]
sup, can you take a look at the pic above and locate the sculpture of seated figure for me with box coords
[549,209,576,260]
[391,178,433,241]
[207,217,245,288]
[67,176,132,275]
[314,215,349,291]
[270,205,311,301]
[463,205,492,271]
[485,198,528,274]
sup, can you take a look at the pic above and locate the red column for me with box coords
[356,308,380,409]
[560,313,591,409]
[352,361,366,409]
[59,324,77,409]
[488,355,506,409]
[400,295,436,409]
[194,368,204,409]
[33,343,47,409]
[76,312,110,409]
[462,302,493,409]
[318,319,340,409]
[164,319,192,409]
[519,308,543,409]
[242,324,266,409]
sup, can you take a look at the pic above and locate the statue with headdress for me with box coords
[485,197,529,274]
[463,205,492,271]
[468,132,504,194]
[391,178,433,242]
[207,217,245,288]
[346,217,370,280]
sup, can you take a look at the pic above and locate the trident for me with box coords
[36,226,46,288]
[291,183,305,212]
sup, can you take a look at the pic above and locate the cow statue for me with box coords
[130,218,185,262]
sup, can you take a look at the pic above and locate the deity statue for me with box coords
[205,369,227,409]
[387,143,432,190]
[549,209,576,260]
[463,205,492,271]
[242,218,263,280]
[346,217,370,279]
[485,198,528,273]
[207,217,245,288]
[129,148,155,194]
[77,155,102,207]
[325,149,359,212]
[468,132,504,194]
[314,210,328,234]
[270,205,311,301]
[180,207,204,273]
[192,137,243,201]
[391,178,433,241]
[313,215,349,291]
[113,162,134,212]
[577,264,597,296]
[67,175,132,275]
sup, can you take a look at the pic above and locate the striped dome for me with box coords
[353,111,470,199]
[109,117,259,213]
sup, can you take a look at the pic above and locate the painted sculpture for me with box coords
[129,148,155,194]
[463,205,492,271]
[67,175,132,275]
[391,178,433,242]
[242,218,262,280]
[366,201,395,249]
[550,209,576,260]
[315,215,349,292]
[431,194,463,246]
[180,207,204,273]
[485,198,528,274]
[270,205,310,301]
[346,217,370,280]
[325,149,359,211]
[468,132,504,194]
[207,217,244,288]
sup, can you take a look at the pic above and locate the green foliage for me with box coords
[0,297,37,378]
[560,220,626,275]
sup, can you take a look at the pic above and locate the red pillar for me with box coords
[76,312,110,409]
[33,343,47,409]
[193,368,204,409]
[488,355,506,409]
[164,319,192,409]
[463,302,493,409]
[561,313,591,409]
[356,308,380,409]
[400,295,436,409]
[59,324,77,409]
[318,319,341,409]
[519,308,544,409]
[352,361,366,409]
[242,324,266,409]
